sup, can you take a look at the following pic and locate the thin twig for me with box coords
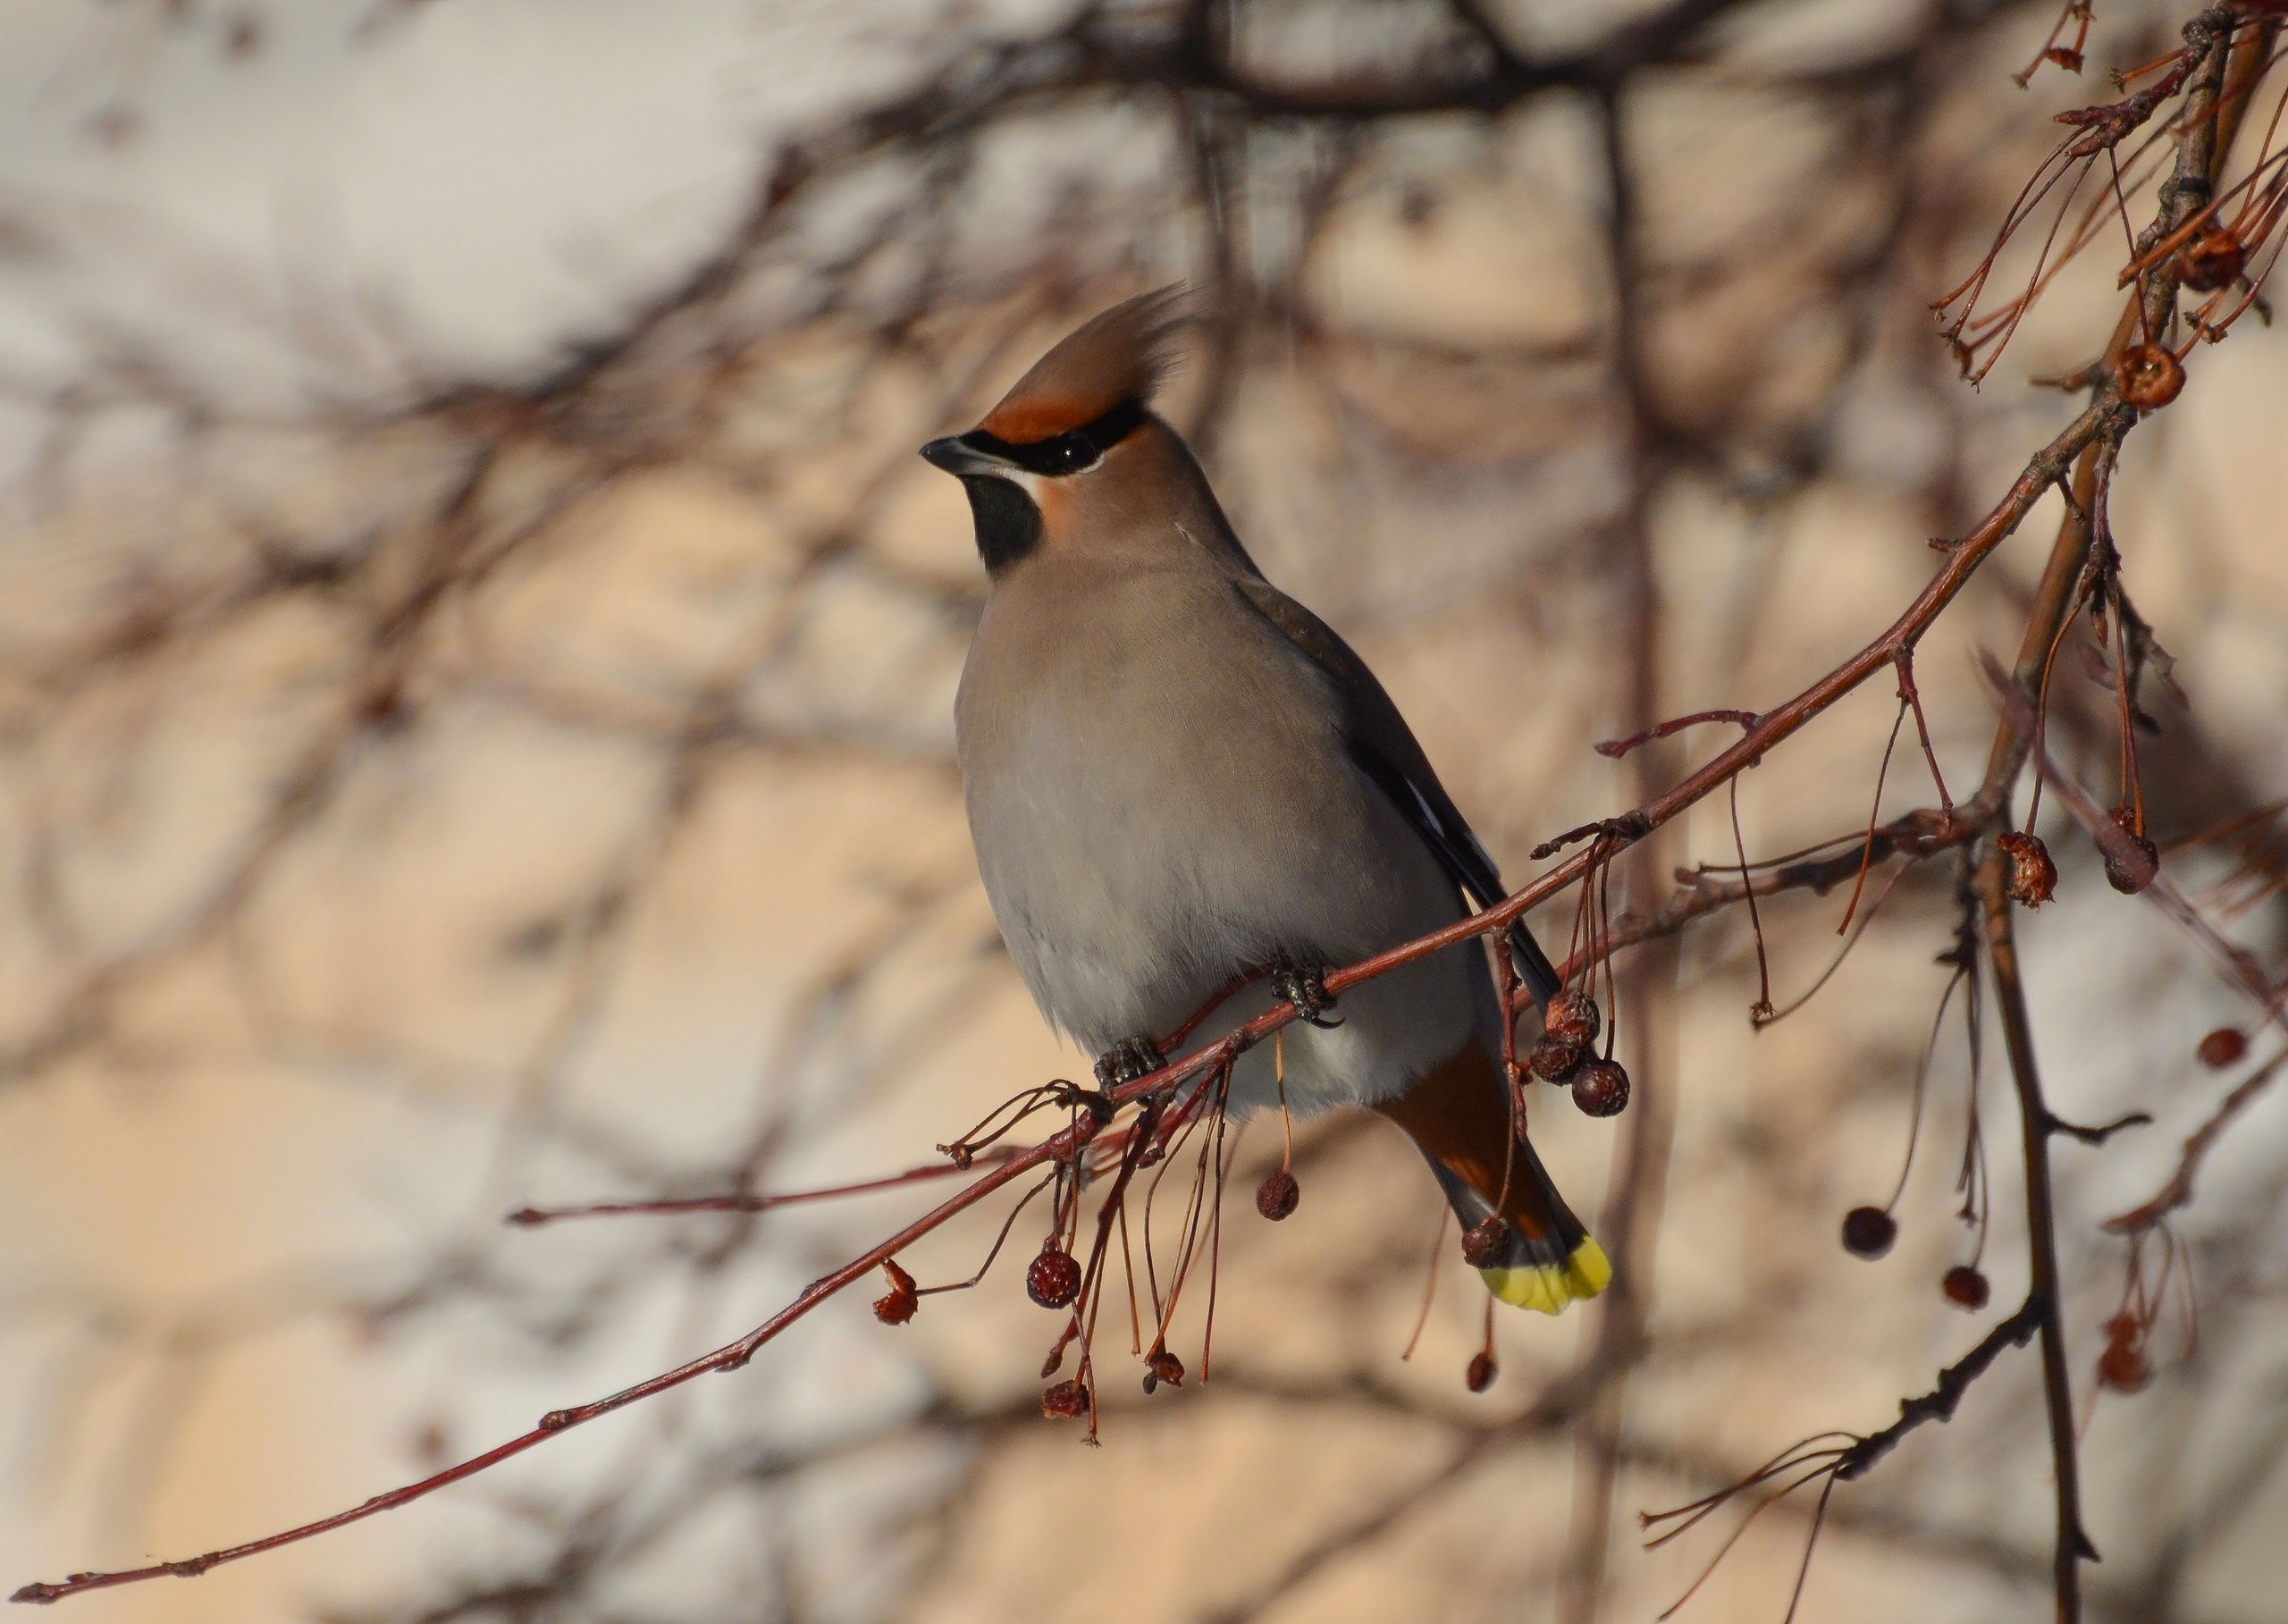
[1976,849,2100,1621]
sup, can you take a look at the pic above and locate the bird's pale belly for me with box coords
[965,701,1492,1115]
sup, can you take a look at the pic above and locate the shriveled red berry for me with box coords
[1460,1216,1511,1267]
[1941,1265,1991,1310]
[1530,1032,1586,1083]
[2197,1027,2248,1069]
[1544,989,1601,1048]
[1465,1352,1498,1393]
[2097,1335,2151,1393]
[1026,1241,1081,1309]
[2175,225,2244,292]
[2099,809,2159,894]
[1841,1206,1897,1259]
[1256,1168,1300,1221]
[1142,1346,1185,1393]
[1040,1378,1090,1419]
[1997,829,2057,907]
[1571,1058,1630,1118]
[871,1259,919,1325]
[2116,343,2184,411]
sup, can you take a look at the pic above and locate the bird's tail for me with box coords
[1373,1039,1611,1315]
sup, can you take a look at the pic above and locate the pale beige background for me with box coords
[3,3,2286,1622]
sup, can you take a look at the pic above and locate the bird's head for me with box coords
[921,286,1191,576]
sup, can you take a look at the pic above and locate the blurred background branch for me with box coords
[4,1,2288,1621]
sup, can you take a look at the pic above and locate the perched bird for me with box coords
[923,289,1609,1314]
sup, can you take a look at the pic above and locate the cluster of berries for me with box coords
[1527,989,1629,1117]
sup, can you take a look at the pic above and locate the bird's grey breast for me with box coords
[955,555,1390,1048]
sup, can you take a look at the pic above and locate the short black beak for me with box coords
[921,434,1007,477]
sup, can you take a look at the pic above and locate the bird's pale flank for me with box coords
[924,289,1609,1314]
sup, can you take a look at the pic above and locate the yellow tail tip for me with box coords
[1480,1237,1611,1316]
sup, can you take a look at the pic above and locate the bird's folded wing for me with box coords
[1230,574,1560,1005]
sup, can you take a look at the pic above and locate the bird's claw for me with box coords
[1093,1037,1166,1091]
[1269,957,1342,1028]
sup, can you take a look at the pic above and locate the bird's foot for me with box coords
[1093,1036,1167,1092]
[1268,956,1342,1028]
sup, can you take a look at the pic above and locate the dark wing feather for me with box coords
[1232,576,1561,1006]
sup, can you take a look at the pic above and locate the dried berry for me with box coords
[1040,1378,1090,1419]
[871,1259,919,1325]
[1997,829,2057,907]
[2099,808,2159,895]
[2103,837,2159,893]
[1529,1032,1587,1084]
[2175,225,2244,292]
[2097,1333,2150,1394]
[1460,1216,1511,1267]
[1571,1057,1630,1118]
[1026,1241,1081,1309]
[1841,1206,1897,1260]
[1941,1265,1991,1311]
[1544,989,1602,1048]
[1465,1351,1498,1393]
[1142,1346,1185,1393]
[2116,343,2185,411]
[1256,1167,1300,1221]
[2197,1027,2248,1069]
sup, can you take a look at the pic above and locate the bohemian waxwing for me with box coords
[922,288,1609,1313]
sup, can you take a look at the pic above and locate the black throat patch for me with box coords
[960,475,1043,576]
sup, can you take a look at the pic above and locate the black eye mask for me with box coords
[957,398,1148,477]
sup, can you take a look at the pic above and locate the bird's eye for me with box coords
[1047,436,1092,474]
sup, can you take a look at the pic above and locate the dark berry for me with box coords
[2099,809,2159,895]
[1530,1032,1586,1084]
[2175,226,2245,292]
[1026,1241,1081,1309]
[1256,1168,1300,1221]
[1997,829,2057,907]
[1841,1206,1897,1259]
[1544,989,1601,1048]
[1465,1352,1498,1393]
[1460,1216,1510,1268]
[1571,1058,1630,1118]
[1142,1346,1184,1393]
[2102,835,2159,894]
[1040,1378,1090,1419]
[2197,1027,2248,1069]
[1941,1265,1990,1310]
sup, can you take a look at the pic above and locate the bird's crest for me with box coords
[977,285,1188,445]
